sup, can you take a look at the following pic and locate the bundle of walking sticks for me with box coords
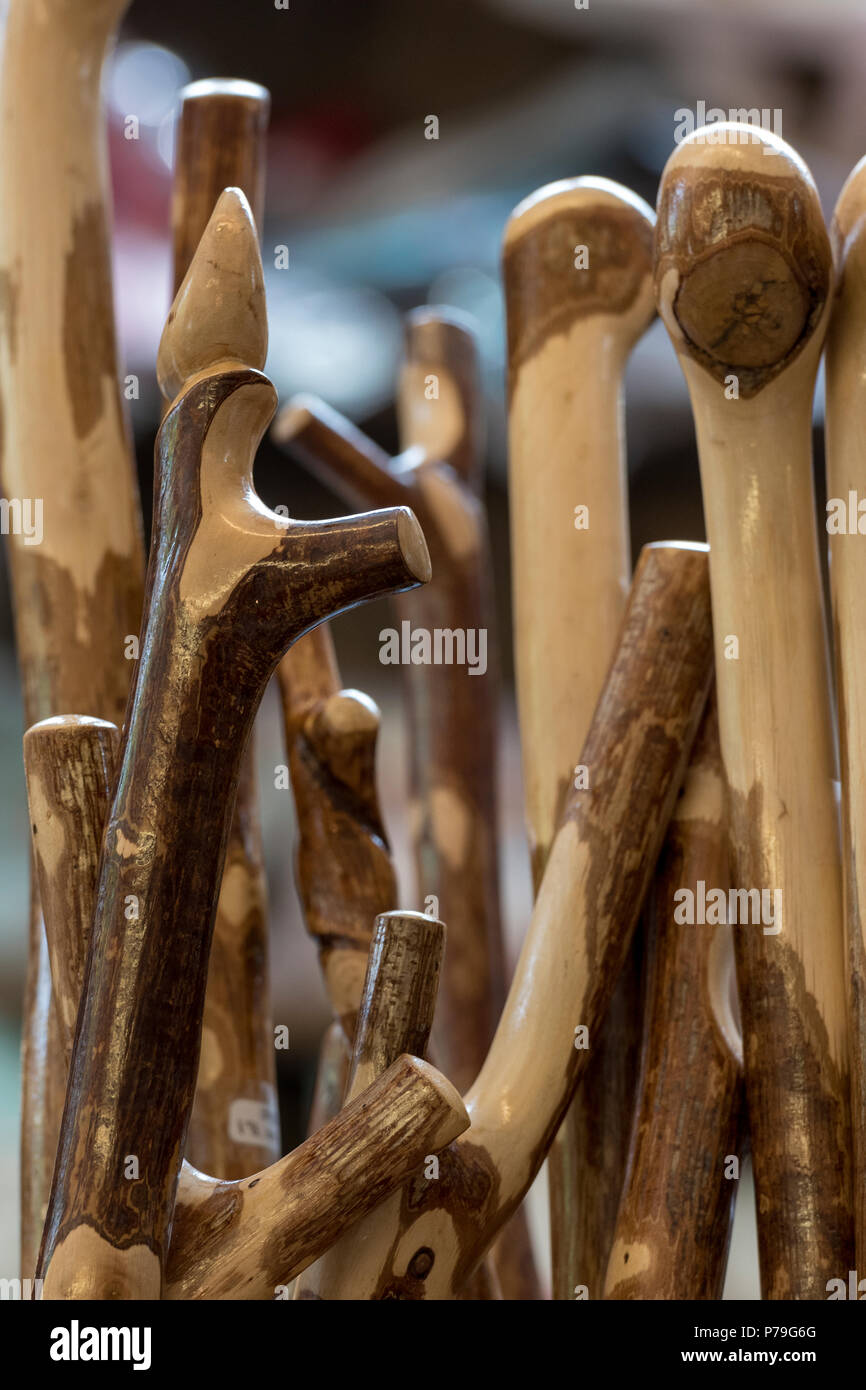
[2,1,864,1302]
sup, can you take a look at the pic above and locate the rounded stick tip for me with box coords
[396,507,433,584]
[271,398,316,445]
[397,1054,469,1139]
[654,123,831,395]
[158,186,267,400]
[503,176,656,374]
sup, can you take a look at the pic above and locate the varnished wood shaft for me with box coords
[0,0,145,1274]
[165,1056,468,1300]
[171,76,278,1180]
[306,1021,351,1136]
[297,542,714,1297]
[603,698,744,1299]
[655,123,853,1297]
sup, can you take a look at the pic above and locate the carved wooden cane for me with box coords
[824,155,866,1267]
[504,177,656,1300]
[603,696,744,1299]
[169,74,279,1179]
[273,311,505,1096]
[281,542,713,1297]
[0,0,145,1275]
[36,188,431,1300]
[655,123,853,1298]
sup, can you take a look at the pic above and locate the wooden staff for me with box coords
[824,154,866,1267]
[274,311,505,1096]
[0,0,145,1274]
[603,696,744,1299]
[306,1022,352,1136]
[283,541,713,1297]
[503,177,656,1300]
[37,188,431,1300]
[170,75,279,1180]
[655,122,853,1297]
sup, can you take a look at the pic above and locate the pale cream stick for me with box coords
[0,0,145,1276]
[824,154,866,1268]
[655,121,853,1298]
[504,177,656,1299]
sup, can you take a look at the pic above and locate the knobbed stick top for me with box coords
[39,189,431,1301]
[654,123,832,399]
[504,175,655,389]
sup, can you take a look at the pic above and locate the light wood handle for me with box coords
[824,154,866,1269]
[165,1055,468,1300]
[655,122,853,1298]
[504,176,656,1303]
[306,1021,352,1137]
[296,541,713,1297]
[0,0,145,1276]
[603,696,744,1299]
[38,190,431,1300]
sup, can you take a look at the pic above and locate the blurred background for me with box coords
[3,0,865,1293]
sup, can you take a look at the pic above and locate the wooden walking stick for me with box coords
[274,311,505,1097]
[284,542,713,1297]
[504,176,656,1300]
[655,122,853,1298]
[603,696,744,1300]
[823,154,866,1267]
[170,75,280,1180]
[36,188,431,1300]
[0,0,145,1274]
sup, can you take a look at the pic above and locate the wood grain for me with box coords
[166,1056,469,1300]
[603,696,744,1299]
[655,122,853,1298]
[37,190,431,1299]
[0,0,145,1274]
[504,177,656,1300]
[287,542,713,1296]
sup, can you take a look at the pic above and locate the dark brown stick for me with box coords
[170,74,278,1180]
[603,696,744,1299]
